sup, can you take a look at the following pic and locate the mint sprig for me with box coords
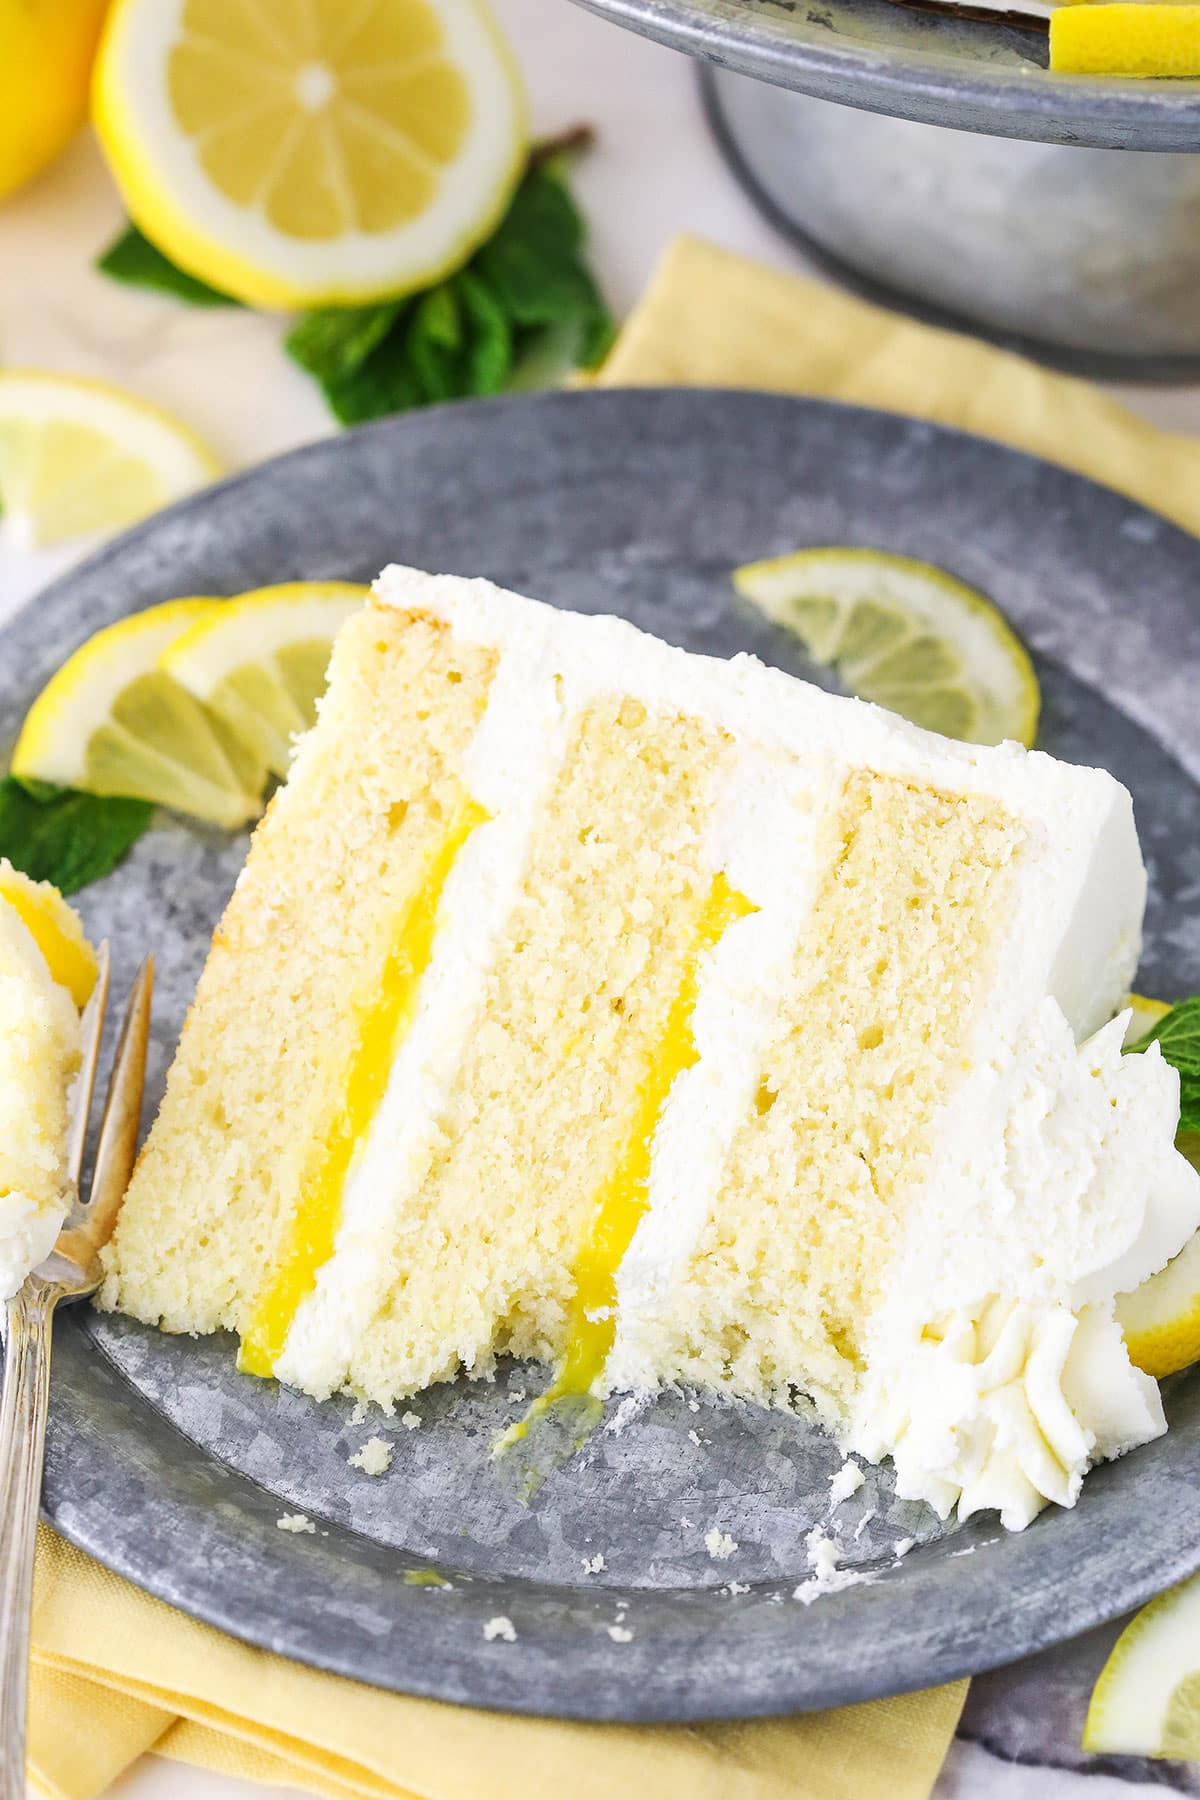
[95,142,612,426]
[284,157,612,425]
[1127,997,1200,1136]
[0,777,152,895]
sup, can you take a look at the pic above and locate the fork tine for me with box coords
[78,955,153,1255]
[65,941,110,1191]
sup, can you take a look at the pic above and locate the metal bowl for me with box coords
[568,0,1200,151]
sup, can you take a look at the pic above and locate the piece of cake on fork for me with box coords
[0,863,98,1299]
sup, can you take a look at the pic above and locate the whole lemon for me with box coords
[0,0,110,203]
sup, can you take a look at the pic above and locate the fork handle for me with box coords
[0,1282,57,1798]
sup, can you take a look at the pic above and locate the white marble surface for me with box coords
[3,0,1198,1794]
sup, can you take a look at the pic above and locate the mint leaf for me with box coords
[97,224,241,308]
[282,297,404,388]
[406,282,465,402]
[456,269,513,395]
[1128,997,1200,1135]
[0,777,152,895]
[474,168,593,326]
[285,156,612,426]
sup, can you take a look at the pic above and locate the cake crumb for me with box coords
[350,1400,369,1426]
[893,1536,916,1558]
[276,1512,315,1534]
[722,1581,750,1596]
[607,1624,633,1643]
[582,1553,606,1574]
[680,1516,694,1530]
[348,1436,393,1476]
[806,1527,841,1580]
[827,1461,866,1508]
[400,1411,421,1430]
[704,1528,737,1561]
[687,1399,700,1412]
[483,1616,516,1643]
[606,1394,645,1435]
[793,1566,872,1606]
[508,1388,526,1404]
[852,1509,877,1542]
[792,1526,874,1605]
[687,1429,702,1447]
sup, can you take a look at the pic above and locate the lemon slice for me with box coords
[0,862,98,1007]
[1084,1570,1200,1756]
[733,548,1040,748]
[11,599,267,830]
[0,371,218,550]
[1051,4,1200,77]
[92,0,527,310]
[162,582,367,778]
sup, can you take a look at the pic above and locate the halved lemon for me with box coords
[1084,1570,1200,1756]
[162,582,367,777]
[0,371,218,550]
[11,600,267,830]
[0,862,98,1007]
[732,548,1040,748]
[92,0,527,309]
[1051,4,1200,78]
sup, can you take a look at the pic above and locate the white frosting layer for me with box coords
[0,902,81,1300]
[606,748,834,1390]
[277,612,576,1394]
[284,569,1189,1531]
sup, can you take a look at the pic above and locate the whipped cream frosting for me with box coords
[285,570,1193,1530]
[853,1006,1200,1528]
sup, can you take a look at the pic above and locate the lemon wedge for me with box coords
[1118,1224,1200,1380]
[0,371,218,550]
[1115,993,1200,1379]
[92,0,527,309]
[162,582,367,778]
[0,862,98,1007]
[11,599,267,830]
[1124,993,1172,1047]
[1051,4,1200,77]
[732,548,1039,748]
[1084,1570,1200,1756]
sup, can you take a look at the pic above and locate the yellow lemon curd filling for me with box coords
[501,871,757,1447]
[239,795,489,1377]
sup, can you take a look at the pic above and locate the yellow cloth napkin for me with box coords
[599,235,1200,538]
[42,228,1197,1800]
[31,1524,965,1799]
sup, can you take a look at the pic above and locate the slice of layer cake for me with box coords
[0,862,97,1298]
[100,569,1200,1529]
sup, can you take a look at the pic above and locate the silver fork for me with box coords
[0,949,152,1797]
